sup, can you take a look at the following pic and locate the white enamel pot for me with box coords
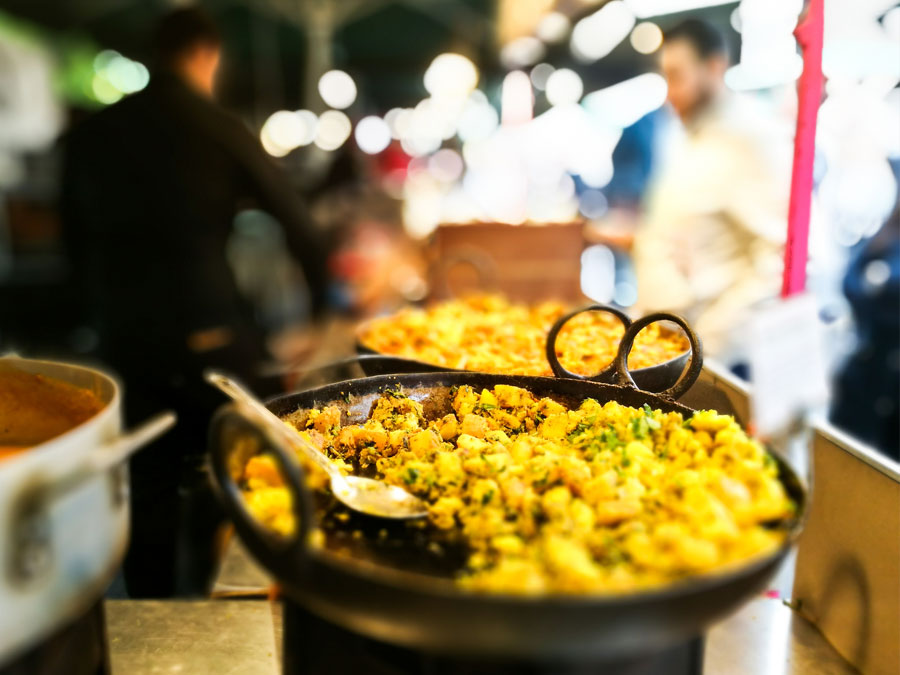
[0,356,174,664]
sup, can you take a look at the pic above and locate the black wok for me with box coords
[355,304,692,392]
[208,313,806,662]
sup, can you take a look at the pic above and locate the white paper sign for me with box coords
[748,293,829,435]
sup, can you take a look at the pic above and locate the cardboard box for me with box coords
[792,422,900,675]
[428,222,585,303]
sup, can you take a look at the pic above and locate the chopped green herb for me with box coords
[481,490,495,505]
[403,467,420,485]
[567,420,593,443]
[631,416,649,439]
[601,428,621,451]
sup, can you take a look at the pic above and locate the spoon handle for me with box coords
[204,370,342,481]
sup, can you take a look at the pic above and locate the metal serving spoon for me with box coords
[205,371,428,520]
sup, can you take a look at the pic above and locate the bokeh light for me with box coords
[500,36,545,69]
[456,93,499,142]
[424,53,479,99]
[428,149,465,183]
[384,108,407,139]
[579,189,609,219]
[314,110,352,151]
[630,22,663,54]
[90,49,149,104]
[582,73,668,128]
[530,63,555,91]
[91,75,122,104]
[317,70,357,110]
[354,115,391,154]
[571,1,635,62]
[501,70,533,125]
[545,68,583,106]
[536,12,571,43]
[260,110,317,157]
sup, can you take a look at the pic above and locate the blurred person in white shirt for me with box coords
[633,19,791,369]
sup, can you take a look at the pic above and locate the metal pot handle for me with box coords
[37,412,176,501]
[545,304,633,381]
[208,405,315,576]
[613,312,703,400]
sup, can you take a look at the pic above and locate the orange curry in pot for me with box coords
[0,364,105,461]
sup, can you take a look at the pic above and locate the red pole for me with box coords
[782,0,825,298]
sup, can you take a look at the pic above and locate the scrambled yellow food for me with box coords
[358,295,688,376]
[241,384,794,595]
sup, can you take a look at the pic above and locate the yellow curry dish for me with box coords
[357,295,689,377]
[240,384,795,595]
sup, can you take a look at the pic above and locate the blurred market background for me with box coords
[0,0,897,371]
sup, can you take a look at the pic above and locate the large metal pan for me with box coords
[355,304,692,392]
[209,314,806,662]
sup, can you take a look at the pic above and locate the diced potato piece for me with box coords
[485,429,511,445]
[595,499,641,525]
[689,410,733,432]
[491,534,525,555]
[479,389,499,408]
[429,496,464,529]
[437,414,458,440]
[461,413,490,438]
[307,406,341,434]
[453,385,478,416]
[494,384,528,408]
[457,433,490,456]
[539,413,568,440]
[471,479,500,506]
[434,451,464,488]
[677,537,719,570]
[408,429,441,457]
[243,455,283,487]
[542,485,572,519]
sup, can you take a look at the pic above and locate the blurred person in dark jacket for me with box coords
[61,7,330,597]
[830,206,900,460]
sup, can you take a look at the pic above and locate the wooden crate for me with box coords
[427,222,586,303]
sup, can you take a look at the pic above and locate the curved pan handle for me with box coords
[613,312,703,400]
[208,405,316,577]
[545,304,633,381]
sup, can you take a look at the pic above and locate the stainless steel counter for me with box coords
[105,599,280,675]
[105,593,854,674]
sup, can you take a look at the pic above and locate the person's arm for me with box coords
[228,123,331,317]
